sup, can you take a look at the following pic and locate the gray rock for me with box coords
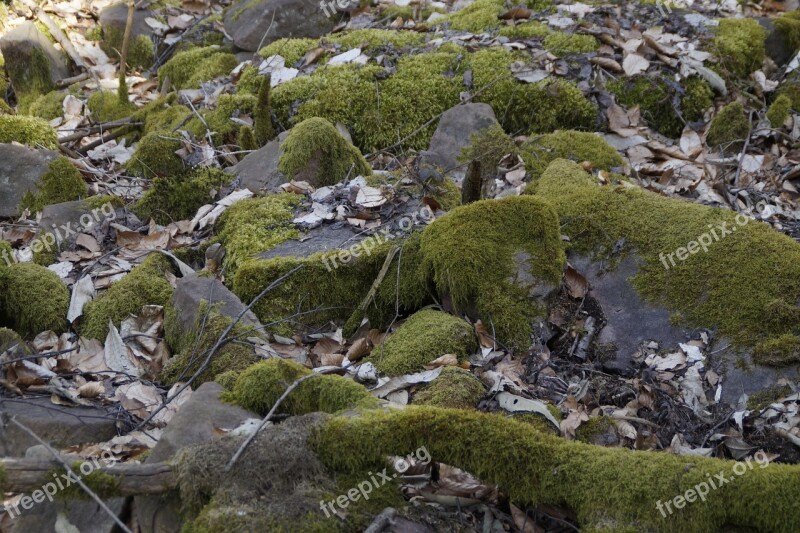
[760,17,797,67]
[0,144,61,218]
[227,136,286,193]
[98,3,155,64]
[224,0,344,52]
[0,22,70,94]
[711,340,798,406]
[9,498,125,533]
[421,103,499,175]
[0,397,117,456]
[259,223,368,260]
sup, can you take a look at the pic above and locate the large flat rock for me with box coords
[0,144,60,218]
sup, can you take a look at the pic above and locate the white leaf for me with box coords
[623,53,649,76]
[67,275,96,323]
[496,392,560,428]
[104,321,142,377]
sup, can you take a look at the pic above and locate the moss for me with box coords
[203,93,257,143]
[138,99,194,136]
[85,194,124,210]
[767,94,792,128]
[753,334,800,366]
[57,464,120,500]
[413,367,484,409]
[87,90,136,123]
[101,25,154,69]
[327,29,426,54]
[0,263,68,337]
[224,358,380,415]
[158,46,238,89]
[79,254,175,340]
[85,26,102,42]
[746,384,793,411]
[258,38,318,66]
[775,11,800,54]
[526,158,800,365]
[498,21,551,39]
[445,0,505,32]
[132,167,232,225]
[680,76,714,122]
[513,412,559,434]
[254,75,274,145]
[713,18,767,78]
[0,114,58,148]
[369,309,475,376]
[5,46,55,98]
[19,157,86,214]
[125,131,185,178]
[313,407,800,532]
[278,117,371,186]
[420,196,565,349]
[237,125,258,151]
[25,90,65,120]
[521,130,623,179]
[0,98,12,115]
[575,416,613,443]
[707,101,749,154]
[776,82,800,109]
[543,33,598,55]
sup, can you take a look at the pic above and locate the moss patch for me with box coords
[327,29,426,54]
[767,94,792,128]
[521,130,623,178]
[413,367,484,409]
[101,26,154,69]
[0,115,58,148]
[775,11,800,56]
[5,46,55,98]
[746,384,793,411]
[132,167,232,225]
[0,262,68,337]
[19,156,86,214]
[713,18,767,78]
[543,33,598,55]
[258,38,318,65]
[125,131,185,178]
[158,46,238,90]
[87,90,136,123]
[25,90,65,120]
[707,101,749,154]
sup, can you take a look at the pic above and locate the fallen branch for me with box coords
[59,118,137,144]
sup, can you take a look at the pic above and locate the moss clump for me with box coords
[5,47,55,98]
[278,117,371,186]
[445,0,505,32]
[79,254,175,340]
[0,98,13,115]
[132,167,232,225]
[753,334,800,366]
[258,37,318,65]
[543,33,598,55]
[776,82,800,109]
[370,310,476,376]
[413,367,484,409]
[522,130,623,179]
[458,123,518,184]
[713,18,767,78]
[775,11,800,57]
[101,25,154,69]
[203,93,257,144]
[224,358,380,415]
[681,76,715,122]
[575,416,613,444]
[57,464,120,500]
[498,21,551,39]
[420,196,565,349]
[25,90,65,120]
[707,101,749,154]
[19,157,86,214]
[158,46,238,90]
[767,94,792,128]
[0,115,58,148]
[327,29,426,53]
[126,131,185,178]
[254,75,274,146]
[87,90,136,123]
[527,158,800,366]
[0,262,68,337]
[746,384,793,411]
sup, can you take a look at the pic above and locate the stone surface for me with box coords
[9,498,125,533]
[711,340,798,406]
[98,3,155,44]
[227,135,286,193]
[421,103,499,175]
[259,223,368,260]
[224,0,345,52]
[0,144,60,218]
[0,22,70,94]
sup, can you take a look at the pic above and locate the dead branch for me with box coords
[58,118,137,144]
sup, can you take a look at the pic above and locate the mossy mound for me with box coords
[132,167,232,225]
[713,18,767,78]
[707,101,749,154]
[767,94,792,128]
[100,28,154,69]
[158,46,238,90]
[224,358,380,415]
[0,262,68,337]
[369,309,476,376]
[0,115,58,148]
[420,196,565,349]
[543,33,598,55]
[258,37,318,65]
[87,90,136,123]
[25,90,65,120]
[498,21,551,39]
[526,158,800,366]
[125,131,185,178]
[202,93,257,144]
[775,11,800,56]
[79,254,175,340]
[413,367,485,409]
[521,130,623,178]
[278,117,372,186]
[327,29,426,54]
[19,157,86,214]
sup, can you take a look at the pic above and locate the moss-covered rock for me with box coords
[87,90,136,123]
[19,156,86,214]
[125,131,185,178]
[0,262,68,337]
[746,384,793,411]
[100,28,154,69]
[413,367,484,409]
[707,101,749,153]
[767,94,792,128]
[775,11,800,57]
[224,358,380,415]
[420,196,565,349]
[369,309,475,376]
[202,93,257,144]
[0,115,58,148]
[158,46,238,90]
[543,32,598,55]
[522,130,623,178]
[713,18,767,78]
[132,167,232,225]
[278,117,371,186]
[79,254,175,340]
[25,90,65,120]
[258,37,318,65]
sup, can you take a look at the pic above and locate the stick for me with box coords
[59,118,136,144]
[118,0,135,102]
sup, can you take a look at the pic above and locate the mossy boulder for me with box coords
[98,3,155,69]
[0,115,58,148]
[413,367,485,409]
[158,46,238,90]
[132,167,232,225]
[522,130,623,178]
[87,90,136,123]
[278,117,372,186]
[0,22,69,99]
[713,18,767,78]
[0,262,68,337]
[370,309,476,376]
[19,157,86,214]
[707,101,749,154]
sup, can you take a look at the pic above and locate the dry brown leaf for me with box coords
[590,56,623,72]
[564,264,589,299]
[78,381,105,398]
[511,504,542,533]
[474,320,495,349]
[423,354,458,369]
[499,7,532,20]
[346,337,372,361]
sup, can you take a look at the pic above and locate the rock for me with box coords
[259,223,368,260]
[0,397,117,456]
[760,17,796,67]
[9,498,125,533]
[224,0,344,52]
[713,341,799,406]
[226,132,288,193]
[0,144,60,218]
[37,200,120,257]
[421,103,500,175]
[0,22,70,96]
[98,3,155,67]
[135,382,258,533]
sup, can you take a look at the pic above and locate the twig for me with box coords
[732,110,755,187]
[59,118,136,144]
[56,72,90,88]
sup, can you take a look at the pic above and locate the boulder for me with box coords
[226,131,288,193]
[224,0,344,52]
[0,144,60,218]
[421,103,500,175]
[0,22,69,96]
[760,17,797,67]
[98,3,156,67]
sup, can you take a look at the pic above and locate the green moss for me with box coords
[57,465,120,500]
[238,125,258,151]
[0,114,58,148]
[138,99,193,136]
[5,46,55,98]
[158,46,238,89]
[278,117,371,186]
[87,90,136,122]
[527,158,800,365]
[258,38,318,66]
[713,18,767,78]
[0,98,12,115]
[445,0,505,32]
[1,262,68,337]
[25,90,65,120]
[79,254,175,340]
[369,309,475,376]
[101,25,154,69]
[420,196,565,349]
[413,367,484,409]
[224,358,380,415]
[498,21,551,39]
[680,76,714,122]
[132,167,232,224]
[201,93,257,143]
[776,82,800,109]
[746,384,793,411]
[575,416,613,443]
[85,26,102,42]
[707,101,749,153]
[254,75,274,146]
[125,131,185,178]
[775,11,800,54]
[521,130,623,179]
[327,29,426,53]
[313,407,800,532]
[767,94,792,128]
[19,157,86,214]
[753,334,800,366]
[85,194,124,210]
[543,33,598,55]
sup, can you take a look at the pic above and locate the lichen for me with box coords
[0,114,58,148]
[413,367,484,409]
[278,117,372,186]
[19,157,86,214]
[87,90,136,123]
[125,131,185,178]
[79,254,175,340]
[0,262,68,337]
[158,46,238,90]
[543,33,598,55]
[712,18,767,78]
[707,101,749,154]
[132,167,232,225]
[521,130,623,179]
[767,94,792,128]
[369,309,476,376]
